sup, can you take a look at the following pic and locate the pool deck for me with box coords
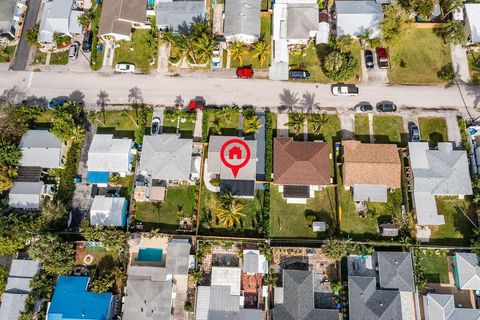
[128,234,170,266]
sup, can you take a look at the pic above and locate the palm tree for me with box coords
[243,116,263,135]
[71,126,85,142]
[308,113,329,136]
[264,273,278,288]
[25,26,39,47]
[77,11,91,29]
[190,19,211,37]
[221,106,237,123]
[194,33,216,64]
[210,114,222,135]
[190,269,203,285]
[229,41,247,66]
[284,112,306,134]
[216,201,245,228]
[251,40,271,66]
[219,190,235,207]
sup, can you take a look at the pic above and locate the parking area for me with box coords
[361,49,389,84]
[67,34,92,72]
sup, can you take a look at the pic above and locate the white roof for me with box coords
[195,286,211,320]
[87,134,133,173]
[316,21,330,44]
[335,0,383,38]
[38,0,81,43]
[211,267,241,296]
[353,184,387,202]
[8,181,44,210]
[90,196,126,227]
[19,130,62,168]
[465,4,480,43]
[409,142,473,225]
[0,293,28,320]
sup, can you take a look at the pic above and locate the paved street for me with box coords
[0,70,479,118]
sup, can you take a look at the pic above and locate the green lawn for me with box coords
[0,45,16,63]
[388,28,452,84]
[113,29,158,73]
[355,114,370,143]
[418,117,448,147]
[162,111,196,138]
[307,115,341,145]
[135,185,197,233]
[468,54,480,85]
[429,196,476,245]
[416,250,450,284]
[270,186,337,238]
[93,109,153,144]
[50,51,69,65]
[90,4,104,70]
[206,111,240,136]
[373,115,405,146]
[199,188,264,238]
[260,15,271,43]
[34,109,55,128]
[112,175,134,198]
[33,50,48,65]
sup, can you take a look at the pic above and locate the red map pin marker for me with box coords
[220,139,251,178]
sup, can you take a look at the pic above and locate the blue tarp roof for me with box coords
[48,276,112,320]
[87,171,109,184]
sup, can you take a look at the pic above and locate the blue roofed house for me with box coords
[47,276,115,320]
[38,0,83,45]
[155,0,205,32]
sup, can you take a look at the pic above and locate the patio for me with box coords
[127,234,169,266]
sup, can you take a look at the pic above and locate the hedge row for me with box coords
[55,139,83,208]
[262,112,273,239]
[201,109,210,142]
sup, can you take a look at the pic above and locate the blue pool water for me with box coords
[138,248,163,262]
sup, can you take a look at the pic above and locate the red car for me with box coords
[376,47,388,69]
[188,96,206,110]
[236,66,254,78]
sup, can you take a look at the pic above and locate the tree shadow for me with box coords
[301,91,320,113]
[428,132,444,148]
[96,90,109,124]
[174,95,184,108]
[128,87,143,105]
[22,95,48,108]
[0,85,27,104]
[279,88,299,112]
[69,90,85,105]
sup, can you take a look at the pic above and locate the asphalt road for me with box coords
[10,0,41,71]
[0,70,479,118]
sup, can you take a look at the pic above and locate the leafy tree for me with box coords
[0,214,35,256]
[196,241,212,261]
[0,266,7,295]
[381,3,412,44]
[29,234,75,275]
[82,226,129,253]
[437,63,455,83]
[190,269,203,285]
[91,273,115,293]
[0,166,17,192]
[210,114,222,135]
[243,115,263,134]
[321,240,350,260]
[52,31,71,47]
[440,0,464,19]
[438,20,465,45]
[471,228,480,256]
[251,40,271,66]
[216,201,245,228]
[330,280,342,292]
[39,200,68,231]
[77,11,91,29]
[401,0,434,19]
[285,112,306,134]
[25,26,39,47]
[264,273,278,287]
[0,140,21,166]
[335,35,353,53]
[51,112,75,141]
[308,113,329,136]
[229,41,247,66]
[322,51,359,82]
[221,106,237,123]
[0,108,29,142]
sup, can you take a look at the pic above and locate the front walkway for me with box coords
[277,113,289,137]
[157,42,170,73]
[102,40,115,67]
[450,44,471,83]
[202,160,220,193]
[193,109,203,142]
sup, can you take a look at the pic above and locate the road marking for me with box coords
[27,71,33,88]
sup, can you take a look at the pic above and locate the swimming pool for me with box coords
[138,248,163,262]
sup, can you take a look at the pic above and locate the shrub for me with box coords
[55,139,83,208]
[262,185,270,239]
[264,113,273,181]
[202,109,210,142]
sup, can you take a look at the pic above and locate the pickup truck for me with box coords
[331,84,359,96]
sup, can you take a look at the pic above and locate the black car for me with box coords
[289,69,310,80]
[408,122,420,141]
[82,31,93,52]
[354,102,373,113]
[364,50,374,70]
[376,102,397,112]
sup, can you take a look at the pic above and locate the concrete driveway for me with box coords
[361,49,389,84]
[451,44,471,83]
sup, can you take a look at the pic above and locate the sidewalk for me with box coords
[450,44,471,83]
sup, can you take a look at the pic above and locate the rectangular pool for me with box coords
[138,248,163,262]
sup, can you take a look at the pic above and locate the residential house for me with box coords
[273,138,331,203]
[342,140,401,203]
[98,0,148,41]
[207,136,257,197]
[86,134,134,186]
[155,0,205,32]
[273,269,340,320]
[464,4,480,43]
[423,293,480,320]
[90,195,128,227]
[224,0,261,44]
[270,0,320,80]
[139,134,194,184]
[195,266,264,319]
[0,0,27,44]
[19,130,64,169]
[8,181,53,210]
[453,252,480,290]
[47,276,115,320]
[38,0,83,44]
[335,0,384,38]
[0,259,40,320]
[348,252,415,320]
[409,142,472,226]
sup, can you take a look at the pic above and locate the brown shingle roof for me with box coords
[342,140,401,188]
[273,138,331,185]
[98,0,147,36]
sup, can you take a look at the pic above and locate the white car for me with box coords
[115,63,135,73]
[331,84,359,96]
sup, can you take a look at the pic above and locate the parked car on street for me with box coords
[354,102,373,113]
[289,69,310,80]
[82,31,93,52]
[364,50,374,70]
[48,97,68,109]
[408,122,420,141]
[376,102,397,112]
[331,84,359,96]
[115,63,135,73]
[151,117,161,135]
[376,48,389,69]
[69,41,80,60]
[188,96,206,110]
[236,66,254,78]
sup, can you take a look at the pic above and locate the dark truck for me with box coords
[331,84,359,96]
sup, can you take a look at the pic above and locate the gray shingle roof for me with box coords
[454,252,480,290]
[224,0,261,37]
[123,278,173,320]
[0,0,17,23]
[19,130,62,168]
[8,181,44,210]
[243,250,259,273]
[9,260,41,279]
[0,293,29,320]
[155,1,205,32]
[377,252,414,292]
[286,5,318,40]
[335,0,383,38]
[423,293,480,320]
[166,240,190,275]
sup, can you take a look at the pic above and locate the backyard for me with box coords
[416,249,450,284]
[387,28,452,84]
[270,186,337,239]
[418,117,448,147]
[113,28,158,73]
[135,185,197,233]
[373,115,405,146]
[355,114,370,143]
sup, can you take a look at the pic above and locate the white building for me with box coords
[335,0,384,38]
[90,196,127,227]
[224,0,261,44]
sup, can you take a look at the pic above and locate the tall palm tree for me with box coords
[243,116,263,135]
[194,33,216,64]
[221,106,237,123]
[251,40,271,66]
[229,41,247,66]
[284,112,306,134]
[216,201,245,228]
[308,113,329,135]
[219,190,235,207]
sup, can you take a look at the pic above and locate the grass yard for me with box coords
[307,114,341,145]
[260,15,271,43]
[468,54,480,85]
[50,51,69,65]
[416,250,450,284]
[429,196,476,245]
[32,50,47,65]
[90,4,104,71]
[418,117,448,147]
[199,188,264,238]
[135,185,197,233]
[112,175,134,198]
[387,28,451,84]
[93,109,153,144]
[373,115,405,146]
[270,186,337,239]
[206,111,240,136]
[162,111,196,138]
[34,109,55,128]
[113,29,158,73]
[0,45,16,63]
[355,114,370,143]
